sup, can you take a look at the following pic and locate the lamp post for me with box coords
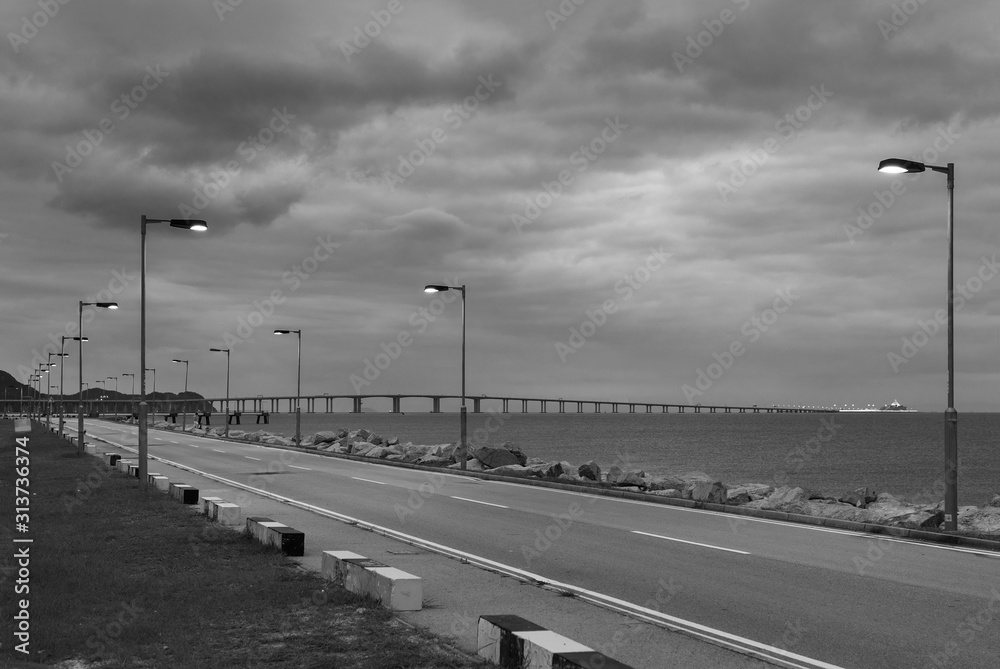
[48,353,67,418]
[122,372,135,419]
[59,336,86,437]
[878,157,957,531]
[36,364,53,417]
[208,348,231,437]
[27,374,38,417]
[94,379,105,415]
[171,359,189,432]
[107,376,118,417]
[78,301,118,455]
[139,215,208,489]
[273,330,301,447]
[423,284,467,470]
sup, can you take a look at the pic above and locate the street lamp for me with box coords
[273,330,301,447]
[423,283,468,470]
[139,215,208,489]
[48,352,67,418]
[209,348,231,437]
[59,336,86,437]
[107,376,118,418]
[121,372,135,416]
[78,301,118,455]
[94,379,105,415]
[878,157,957,531]
[171,359,189,432]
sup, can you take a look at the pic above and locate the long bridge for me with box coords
[3,394,836,417]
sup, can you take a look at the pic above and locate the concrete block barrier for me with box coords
[245,517,305,556]
[214,503,243,527]
[151,476,170,491]
[477,615,633,669]
[127,464,139,478]
[201,496,225,515]
[116,460,136,474]
[320,550,422,611]
[105,453,121,467]
[168,483,199,504]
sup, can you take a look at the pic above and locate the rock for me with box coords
[336,428,348,438]
[488,464,533,478]
[691,481,728,504]
[385,454,406,462]
[762,486,811,514]
[649,489,683,498]
[387,436,399,446]
[448,458,486,471]
[607,466,646,487]
[959,506,1000,534]
[313,431,339,444]
[356,428,371,440]
[839,486,878,508]
[365,446,393,459]
[726,488,752,505]
[350,441,377,456]
[895,510,945,530]
[985,494,1000,508]
[473,445,522,469]
[415,454,453,468]
[369,435,384,446]
[657,471,715,498]
[805,501,869,523]
[558,461,576,479]
[578,461,602,481]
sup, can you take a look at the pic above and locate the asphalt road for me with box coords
[77,419,1000,669]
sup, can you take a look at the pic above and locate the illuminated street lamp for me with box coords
[423,283,468,470]
[78,301,118,455]
[59,335,86,437]
[171,359,189,432]
[878,157,957,531]
[209,348,231,437]
[273,330,301,447]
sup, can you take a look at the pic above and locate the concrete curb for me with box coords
[478,614,633,669]
[320,550,423,611]
[245,516,305,556]
[97,423,1000,552]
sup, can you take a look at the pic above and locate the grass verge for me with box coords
[0,420,492,668]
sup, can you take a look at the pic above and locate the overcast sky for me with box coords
[2,0,999,412]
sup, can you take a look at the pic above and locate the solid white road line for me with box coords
[244,456,261,461]
[351,476,386,485]
[632,530,751,555]
[451,496,509,509]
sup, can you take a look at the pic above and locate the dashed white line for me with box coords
[212,449,226,453]
[288,465,311,471]
[189,445,199,448]
[451,496,509,509]
[244,456,261,461]
[632,530,750,555]
[351,476,386,485]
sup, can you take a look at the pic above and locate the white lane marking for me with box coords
[351,476,386,485]
[212,449,226,453]
[190,445,199,448]
[168,440,179,444]
[244,456,261,461]
[451,496,509,509]
[632,530,750,555]
[117,453,844,669]
[288,465,311,471]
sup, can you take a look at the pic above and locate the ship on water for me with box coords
[838,400,917,412]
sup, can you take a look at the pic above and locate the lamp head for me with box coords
[878,158,925,174]
[273,329,297,335]
[171,359,188,364]
[424,284,449,293]
[209,348,229,352]
[170,219,208,231]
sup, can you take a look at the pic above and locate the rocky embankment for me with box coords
[148,421,1000,537]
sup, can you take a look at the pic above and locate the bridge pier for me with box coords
[540,400,546,413]
[629,404,635,413]
[679,406,685,413]
[612,404,618,414]
[694,406,701,413]
[392,396,401,413]
[594,403,601,413]
[710,407,716,413]
[559,400,565,413]
[353,397,362,413]
[432,397,441,413]
[577,402,583,413]
[473,397,481,413]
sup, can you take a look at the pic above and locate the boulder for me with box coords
[894,510,945,530]
[448,458,487,471]
[578,460,602,481]
[985,494,1000,508]
[804,501,869,523]
[500,443,528,466]
[488,464,533,478]
[691,481,728,504]
[387,436,399,446]
[657,471,715,497]
[762,486,811,514]
[607,466,646,487]
[385,454,406,462]
[313,431,339,444]
[416,454,453,468]
[365,446,393,459]
[839,486,878,508]
[648,489,683,498]
[726,488,752,505]
[959,506,1000,534]
[369,434,384,446]
[356,428,371,440]
[473,446,522,469]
